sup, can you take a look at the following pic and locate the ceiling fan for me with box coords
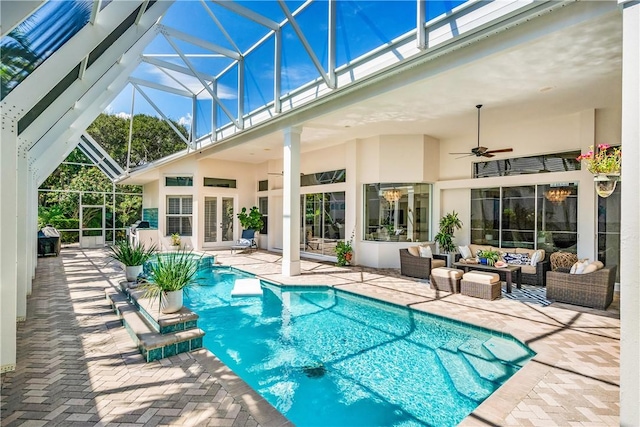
[450,105,513,158]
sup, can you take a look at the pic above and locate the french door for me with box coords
[204,196,235,246]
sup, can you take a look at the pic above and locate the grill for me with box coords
[38,225,60,257]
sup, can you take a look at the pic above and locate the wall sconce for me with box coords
[383,189,402,203]
[544,188,572,204]
[594,175,620,198]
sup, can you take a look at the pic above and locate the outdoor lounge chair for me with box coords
[231,229,258,254]
[546,265,617,310]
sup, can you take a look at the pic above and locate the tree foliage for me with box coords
[87,113,188,168]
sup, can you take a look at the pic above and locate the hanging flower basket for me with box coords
[578,144,621,198]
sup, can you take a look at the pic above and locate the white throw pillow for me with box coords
[582,263,599,274]
[570,261,580,274]
[530,250,543,266]
[459,245,472,260]
[574,259,590,274]
[419,245,433,258]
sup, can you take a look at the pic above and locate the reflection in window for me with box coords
[301,169,346,187]
[473,151,581,178]
[1,0,92,99]
[364,183,431,242]
[165,176,193,186]
[470,184,578,253]
[302,192,345,256]
[598,184,620,280]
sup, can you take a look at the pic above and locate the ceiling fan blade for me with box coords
[481,153,496,158]
[449,152,471,155]
[484,148,513,154]
[456,154,474,159]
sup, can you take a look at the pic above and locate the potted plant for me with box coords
[577,144,622,198]
[237,206,264,232]
[335,230,354,266]
[434,211,463,253]
[478,249,500,266]
[169,233,181,251]
[141,250,201,314]
[108,239,157,282]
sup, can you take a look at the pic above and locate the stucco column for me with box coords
[620,1,640,425]
[282,127,302,277]
[16,146,28,321]
[1,111,18,373]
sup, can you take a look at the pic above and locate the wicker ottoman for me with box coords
[461,271,501,300]
[430,267,464,293]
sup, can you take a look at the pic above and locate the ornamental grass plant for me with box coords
[108,239,157,266]
[141,250,201,297]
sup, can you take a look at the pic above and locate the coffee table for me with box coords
[453,262,522,293]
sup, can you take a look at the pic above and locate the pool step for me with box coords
[435,348,496,403]
[106,287,205,363]
[483,337,532,367]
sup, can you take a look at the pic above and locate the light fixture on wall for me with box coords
[594,175,619,198]
[383,189,402,203]
[544,188,572,204]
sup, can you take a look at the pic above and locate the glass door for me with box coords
[204,196,235,245]
[301,192,345,256]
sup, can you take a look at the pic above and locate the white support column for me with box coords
[29,170,38,282]
[15,145,29,321]
[282,127,302,277]
[1,112,18,373]
[620,1,640,425]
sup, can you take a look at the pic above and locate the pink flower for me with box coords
[598,144,610,150]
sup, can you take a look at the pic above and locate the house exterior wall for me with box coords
[139,107,621,268]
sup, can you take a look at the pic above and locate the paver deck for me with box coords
[1,248,620,426]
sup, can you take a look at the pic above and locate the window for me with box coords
[470,184,578,253]
[258,180,268,192]
[363,183,431,242]
[204,177,236,188]
[473,151,581,178]
[301,169,346,187]
[166,196,192,236]
[258,197,268,234]
[302,192,346,256]
[598,183,620,280]
[165,176,193,186]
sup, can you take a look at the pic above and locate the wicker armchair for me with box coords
[546,265,617,310]
[399,249,447,279]
[521,255,551,286]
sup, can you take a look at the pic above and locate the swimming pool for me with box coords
[186,267,534,427]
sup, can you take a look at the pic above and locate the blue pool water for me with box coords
[185,267,534,427]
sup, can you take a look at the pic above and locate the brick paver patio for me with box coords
[1,248,619,426]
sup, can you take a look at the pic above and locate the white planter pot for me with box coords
[161,290,183,314]
[125,265,143,282]
[169,245,179,251]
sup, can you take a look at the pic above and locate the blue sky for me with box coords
[102,0,463,135]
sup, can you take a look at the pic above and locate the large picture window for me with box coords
[166,196,192,236]
[364,183,431,242]
[471,184,577,253]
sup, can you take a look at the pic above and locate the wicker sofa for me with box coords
[456,244,550,286]
[399,247,447,279]
[546,265,617,310]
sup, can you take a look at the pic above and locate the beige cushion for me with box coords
[463,271,500,284]
[571,259,590,274]
[592,260,604,270]
[407,246,420,257]
[419,245,433,258]
[582,262,600,274]
[431,259,446,269]
[529,249,544,265]
[432,267,464,279]
[520,264,537,275]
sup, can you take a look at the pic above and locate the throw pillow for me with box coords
[582,262,599,274]
[530,250,543,266]
[502,252,530,265]
[574,259,590,274]
[407,246,420,257]
[592,260,605,270]
[459,245,472,260]
[419,245,433,258]
[570,261,580,274]
[237,238,252,245]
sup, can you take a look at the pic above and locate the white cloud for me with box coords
[115,111,132,120]
[178,113,192,127]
